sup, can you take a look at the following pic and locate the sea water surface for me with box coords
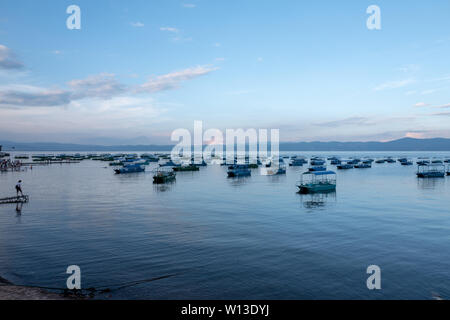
[1,151,450,299]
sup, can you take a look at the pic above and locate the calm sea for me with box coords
[1,151,450,299]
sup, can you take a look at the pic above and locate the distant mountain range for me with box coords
[2,138,450,152]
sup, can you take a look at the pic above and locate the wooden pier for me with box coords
[0,195,29,204]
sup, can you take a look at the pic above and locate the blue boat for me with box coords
[308,166,326,172]
[330,159,341,165]
[354,162,371,168]
[416,164,445,178]
[297,170,337,194]
[227,164,251,177]
[347,159,360,165]
[289,158,305,166]
[275,162,287,174]
[337,163,354,169]
[114,163,145,174]
[159,160,178,167]
[310,159,325,166]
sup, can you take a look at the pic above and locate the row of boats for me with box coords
[3,151,450,189]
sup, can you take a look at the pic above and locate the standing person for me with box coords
[15,180,23,197]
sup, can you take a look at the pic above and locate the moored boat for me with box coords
[308,165,326,172]
[354,162,371,168]
[310,159,325,166]
[337,162,353,170]
[173,165,199,172]
[153,169,176,184]
[289,158,305,167]
[227,164,251,177]
[416,164,445,178]
[114,163,145,174]
[330,159,341,165]
[297,170,336,194]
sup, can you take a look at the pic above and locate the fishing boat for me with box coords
[354,162,371,168]
[385,158,396,163]
[337,162,353,170]
[109,159,124,166]
[347,159,360,165]
[375,159,385,164]
[297,171,336,194]
[330,159,341,165]
[140,153,159,162]
[416,164,445,178]
[289,158,305,167]
[114,163,145,174]
[401,160,413,166]
[173,165,199,172]
[310,159,325,166]
[14,154,29,159]
[308,165,326,172]
[159,160,178,167]
[153,169,176,184]
[227,164,251,177]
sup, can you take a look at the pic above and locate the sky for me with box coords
[0,0,449,145]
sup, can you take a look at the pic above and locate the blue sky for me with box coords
[0,0,449,144]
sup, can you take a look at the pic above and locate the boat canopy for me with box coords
[304,170,336,176]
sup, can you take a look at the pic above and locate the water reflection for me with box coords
[153,181,176,192]
[417,177,445,190]
[266,174,287,183]
[299,191,336,209]
[227,176,251,187]
[15,202,23,214]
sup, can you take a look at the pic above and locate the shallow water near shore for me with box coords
[1,151,450,299]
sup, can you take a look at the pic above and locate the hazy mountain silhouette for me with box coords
[2,137,450,151]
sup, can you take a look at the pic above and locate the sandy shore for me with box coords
[0,276,74,300]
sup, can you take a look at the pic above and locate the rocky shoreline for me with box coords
[0,276,73,300]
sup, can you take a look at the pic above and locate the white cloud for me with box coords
[182,4,196,8]
[434,103,450,109]
[0,73,126,107]
[373,78,414,91]
[160,27,179,33]
[398,64,420,73]
[0,95,167,140]
[414,102,429,107]
[421,89,438,95]
[0,65,217,108]
[137,65,218,93]
[131,22,145,27]
[68,73,127,99]
[0,44,24,70]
